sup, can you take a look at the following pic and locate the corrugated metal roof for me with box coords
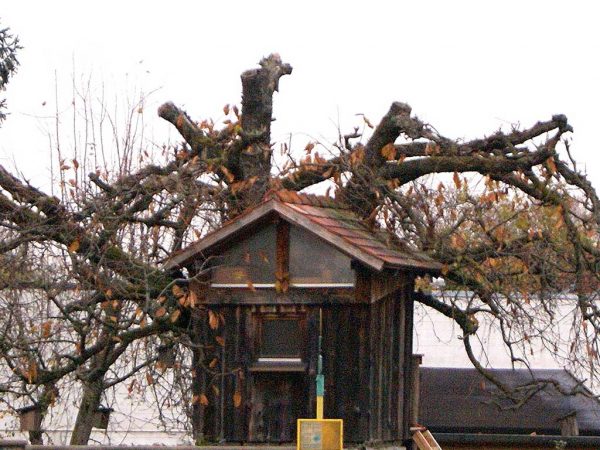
[164,190,440,272]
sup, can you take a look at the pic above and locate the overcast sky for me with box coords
[1,1,599,188]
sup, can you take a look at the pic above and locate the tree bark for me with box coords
[69,377,104,445]
[341,102,415,217]
[27,424,43,445]
[27,383,58,445]
[230,54,292,214]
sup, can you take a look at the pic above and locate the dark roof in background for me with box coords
[165,190,440,273]
[420,367,600,435]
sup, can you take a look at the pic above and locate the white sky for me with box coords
[1,0,599,188]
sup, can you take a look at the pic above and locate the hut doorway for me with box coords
[249,372,307,442]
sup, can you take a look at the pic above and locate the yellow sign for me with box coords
[297,419,343,450]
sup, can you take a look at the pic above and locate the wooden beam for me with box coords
[276,219,290,293]
[272,202,385,271]
[412,428,442,450]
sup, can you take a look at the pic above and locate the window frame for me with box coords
[255,313,306,360]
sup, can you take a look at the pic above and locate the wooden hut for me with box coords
[165,191,440,447]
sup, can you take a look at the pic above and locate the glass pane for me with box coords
[212,224,276,284]
[289,226,354,285]
[261,319,302,357]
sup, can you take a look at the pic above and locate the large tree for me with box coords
[0,24,19,123]
[1,51,600,443]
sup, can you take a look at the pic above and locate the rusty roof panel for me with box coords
[346,228,387,241]
[323,226,362,238]
[369,247,409,257]
[268,191,441,271]
[353,245,388,258]
[289,191,304,204]
[270,190,347,209]
[382,256,437,269]
[285,203,333,218]
[304,215,349,229]
[342,237,385,248]
[275,195,439,271]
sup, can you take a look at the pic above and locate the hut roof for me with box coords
[164,190,440,273]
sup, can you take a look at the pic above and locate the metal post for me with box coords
[316,308,324,419]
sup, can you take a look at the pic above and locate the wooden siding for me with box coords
[367,279,414,444]
[204,287,362,305]
[370,269,411,303]
[190,270,415,446]
[322,305,370,443]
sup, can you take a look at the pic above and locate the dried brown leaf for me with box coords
[233,391,242,408]
[208,310,219,330]
[172,284,185,298]
[170,309,181,323]
[68,240,80,253]
[453,172,462,190]
[381,143,396,161]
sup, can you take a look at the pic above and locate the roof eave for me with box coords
[383,260,443,274]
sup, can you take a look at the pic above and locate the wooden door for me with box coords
[249,373,307,442]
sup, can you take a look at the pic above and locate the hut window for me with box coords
[212,224,276,287]
[259,318,302,358]
[289,226,354,287]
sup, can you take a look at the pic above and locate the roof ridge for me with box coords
[264,189,349,209]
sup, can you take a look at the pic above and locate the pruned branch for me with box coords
[240,53,292,146]
[157,102,218,159]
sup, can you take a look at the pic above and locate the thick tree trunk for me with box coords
[229,54,292,214]
[341,102,414,219]
[27,420,43,445]
[28,430,43,445]
[26,382,59,445]
[70,377,103,445]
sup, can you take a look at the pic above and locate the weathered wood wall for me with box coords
[190,271,416,445]
[322,304,370,443]
[365,274,415,444]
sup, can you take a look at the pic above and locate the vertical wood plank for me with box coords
[276,220,290,292]
[403,278,415,441]
[322,304,370,443]
[395,282,406,438]
[354,264,371,303]
[368,298,376,440]
[385,293,394,441]
[191,309,206,444]
[358,304,370,441]
[377,298,384,440]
